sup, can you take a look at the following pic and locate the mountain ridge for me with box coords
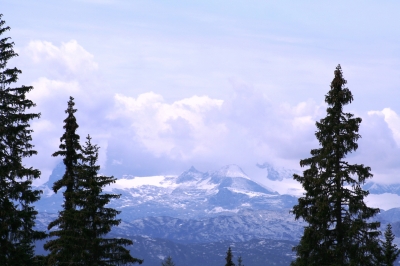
[33,162,400,264]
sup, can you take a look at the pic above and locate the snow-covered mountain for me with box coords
[33,163,306,264]
[363,182,400,195]
[33,163,400,265]
[256,162,300,181]
[35,163,298,220]
[35,163,400,223]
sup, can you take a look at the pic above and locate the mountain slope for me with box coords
[36,164,297,219]
[363,182,400,195]
[33,163,400,264]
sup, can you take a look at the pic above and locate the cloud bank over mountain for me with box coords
[2,0,397,191]
[20,39,400,191]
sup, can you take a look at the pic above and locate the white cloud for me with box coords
[104,85,329,182]
[343,109,400,183]
[24,39,104,109]
[25,40,98,76]
[109,92,226,159]
[17,37,400,190]
[25,118,61,186]
[30,77,81,103]
[368,108,400,147]
[365,193,400,211]
[21,41,108,183]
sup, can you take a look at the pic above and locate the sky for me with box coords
[2,1,400,204]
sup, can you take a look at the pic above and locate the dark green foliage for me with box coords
[44,97,84,264]
[381,224,400,266]
[225,247,235,266]
[161,255,175,266]
[291,65,381,266]
[0,14,46,265]
[77,135,143,265]
[237,255,244,266]
[45,97,142,265]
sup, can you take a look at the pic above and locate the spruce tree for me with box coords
[44,96,84,264]
[161,255,175,266]
[237,255,244,266]
[0,14,46,265]
[45,97,142,265]
[225,247,235,266]
[291,65,381,265]
[381,224,400,266]
[78,135,143,265]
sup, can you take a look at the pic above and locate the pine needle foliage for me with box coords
[44,96,84,264]
[0,14,46,265]
[45,97,142,265]
[77,135,143,265]
[291,65,381,266]
[381,224,400,266]
[225,246,235,266]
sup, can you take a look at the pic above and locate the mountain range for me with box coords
[33,163,400,265]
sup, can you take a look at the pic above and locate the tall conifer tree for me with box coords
[225,247,235,266]
[45,97,142,265]
[381,223,400,266]
[44,96,84,264]
[78,135,143,265]
[291,65,381,265]
[0,14,46,265]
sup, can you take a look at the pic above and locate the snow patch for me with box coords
[228,188,276,198]
[207,207,240,213]
[215,164,250,179]
[106,175,178,190]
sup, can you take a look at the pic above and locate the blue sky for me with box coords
[3,1,400,203]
